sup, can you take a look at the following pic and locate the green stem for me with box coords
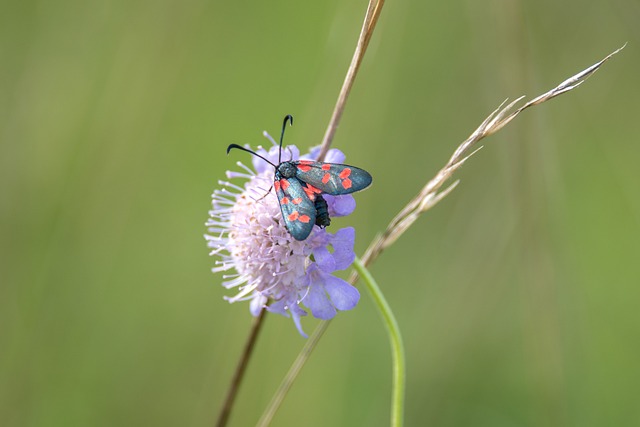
[353,257,405,427]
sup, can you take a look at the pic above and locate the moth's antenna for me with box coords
[278,115,294,164]
[226,144,277,168]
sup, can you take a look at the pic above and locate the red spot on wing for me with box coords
[298,215,311,223]
[288,211,310,223]
[303,186,316,201]
[280,179,290,191]
[322,173,331,184]
[297,164,312,172]
[280,197,289,205]
[339,168,351,179]
[292,197,303,204]
[298,160,313,165]
[308,185,322,194]
[321,164,331,171]
[342,178,352,189]
[274,180,281,192]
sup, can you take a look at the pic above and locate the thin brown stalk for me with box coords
[316,0,386,161]
[262,45,625,424]
[215,308,267,427]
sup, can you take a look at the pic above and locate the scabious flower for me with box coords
[205,132,361,337]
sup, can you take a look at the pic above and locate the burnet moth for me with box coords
[227,115,372,241]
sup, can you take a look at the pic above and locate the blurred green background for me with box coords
[2,0,639,426]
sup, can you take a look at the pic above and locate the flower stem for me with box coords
[353,257,405,427]
[215,309,267,427]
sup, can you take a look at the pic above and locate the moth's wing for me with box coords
[293,161,372,195]
[275,177,317,241]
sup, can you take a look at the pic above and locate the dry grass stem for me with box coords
[316,0,386,161]
[360,44,625,266]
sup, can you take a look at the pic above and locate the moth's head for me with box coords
[277,161,297,178]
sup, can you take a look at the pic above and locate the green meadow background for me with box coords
[2,1,639,426]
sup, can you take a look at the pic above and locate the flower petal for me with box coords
[288,303,308,338]
[323,274,360,311]
[304,281,337,320]
[304,146,321,160]
[266,299,289,317]
[329,227,356,271]
[250,294,268,316]
[325,194,356,217]
[313,245,336,273]
[279,145,300,162]
[303,147,345,163]
[324,148,346,164]
[252,147,273,174]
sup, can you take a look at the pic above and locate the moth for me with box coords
[227,115,372,241]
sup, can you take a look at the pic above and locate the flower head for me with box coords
[205,133,360,337]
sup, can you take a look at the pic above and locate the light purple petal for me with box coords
[267,296,309,337]
[280,145,300,162]
[304,282,337,320]
[329,227,356,271]
[325,194,356,217]
[252,147,273,174]
[303,147,345,163]
[323,274,360,311]
[324,148,345,164]
[263,146,281,165]
[252,144,300,174]
[250,294,268,316]
[267,144,299,163]
[313,245,336,273]
[266,299,289,317]
[289,303,308,338]
[302,146,321,161]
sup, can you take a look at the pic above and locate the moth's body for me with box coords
[314,196,331,228]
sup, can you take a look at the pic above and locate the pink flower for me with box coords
[205,135,360,337]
